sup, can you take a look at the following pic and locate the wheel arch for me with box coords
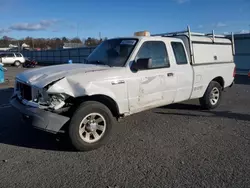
[199,77,223,110]
[72,94,121,119]
[198,76,225,98]
[212,76,225,89]
[14,60,21,66]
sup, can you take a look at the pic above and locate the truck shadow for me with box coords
[0,117,76,152]
[0,116,76,152]
[0,88,76,152]
[0,87,14,104]
[157,103,250,122]
[0,124,75,152]
[160,103,203,111]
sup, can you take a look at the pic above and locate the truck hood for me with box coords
[16,64,110,87]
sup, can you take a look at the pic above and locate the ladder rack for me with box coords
[151,26,235,63]
[151,26,226,38]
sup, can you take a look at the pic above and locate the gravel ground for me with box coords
[0,67,249,188]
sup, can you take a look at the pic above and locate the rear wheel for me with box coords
[69,101,114,151]
[199,81,222,110]
[14,61,21,67]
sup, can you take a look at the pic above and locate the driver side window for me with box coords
[135,41,170,68]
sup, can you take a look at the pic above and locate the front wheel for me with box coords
[69,101,114,151]
[199,81,222,110]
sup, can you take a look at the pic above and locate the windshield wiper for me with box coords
[85,60,111,67]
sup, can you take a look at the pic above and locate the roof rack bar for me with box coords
[151,29,188,36]
[151,26,227,38]
[187,26,194,64]
[232,32,235,55]
[211,30,215,42]
[151,27,190,36]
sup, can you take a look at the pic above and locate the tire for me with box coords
[199,81,222,110]
[69,101,115,151]
[14,61,21,67]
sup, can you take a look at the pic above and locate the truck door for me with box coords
[170,42,193,103]
[128,41,177,113]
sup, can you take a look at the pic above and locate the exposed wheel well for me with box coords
[212,77,224,89]
[73,95,120,118]
[59,95,121,132]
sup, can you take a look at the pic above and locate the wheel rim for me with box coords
[210,87,220,105]
[79,113,106,143]
[15,62,20,66]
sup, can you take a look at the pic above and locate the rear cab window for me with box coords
[135,41,170,69]
[171,42,188,65]
[15,53,23,57]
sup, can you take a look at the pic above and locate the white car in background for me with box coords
[0,52,26,67]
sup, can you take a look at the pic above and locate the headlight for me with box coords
[48,93,68,110]
[32,90,68,110]
[32,88,47,104]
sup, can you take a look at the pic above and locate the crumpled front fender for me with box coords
[47,77,117,101]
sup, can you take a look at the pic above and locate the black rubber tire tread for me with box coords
[199,81,222,110]
[69,101,114,151]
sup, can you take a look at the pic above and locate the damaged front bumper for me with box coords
[10,96,70,134]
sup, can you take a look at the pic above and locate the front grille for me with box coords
[17,81,32,101]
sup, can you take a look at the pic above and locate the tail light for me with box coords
[233,67,236,77]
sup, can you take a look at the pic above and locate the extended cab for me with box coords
[10,27,235,151]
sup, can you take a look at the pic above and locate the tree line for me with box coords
[0,36,107,50]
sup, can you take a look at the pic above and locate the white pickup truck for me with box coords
[10,27,235,151]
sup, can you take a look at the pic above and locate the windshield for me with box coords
[86,38,138,67]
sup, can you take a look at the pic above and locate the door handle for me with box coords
[167,73,174,77]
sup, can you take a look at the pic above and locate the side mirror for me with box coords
[131,58,152,71]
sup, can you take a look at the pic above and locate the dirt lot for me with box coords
[0,67,250,188]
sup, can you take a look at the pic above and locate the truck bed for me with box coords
[191,62,235,99]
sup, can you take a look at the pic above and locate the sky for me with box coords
[0,0,250,39]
